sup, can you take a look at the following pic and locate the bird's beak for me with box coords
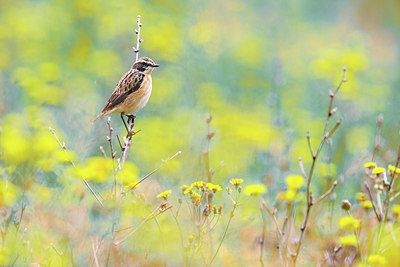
[152,63,160,68]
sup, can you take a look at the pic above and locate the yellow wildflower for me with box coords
[361,200,372,210]
[339,235,358,247]
[339,216,360,231]
[188,235,194,243]
[244,184,267,196]
[367,254,387,266]
[372,167,386,175]
[230,178,244,189]
[192,181,205,189]
[392,204,400,220]
[157,190,172,200]
[181,185,188,191]
[356,192,367,202]
[205,183,222,193]
[286,175,304,190]
[285,189,297,201]
[388,164,400,174]
[184,186,193,195]
[363,162,377,168]
[191,191,201,202]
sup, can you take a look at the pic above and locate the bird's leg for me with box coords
[127,114,136,125]
[120,113,129,133]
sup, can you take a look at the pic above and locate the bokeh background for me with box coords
[1,0,400,265]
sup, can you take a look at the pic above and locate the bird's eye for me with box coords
[137,67,146,72]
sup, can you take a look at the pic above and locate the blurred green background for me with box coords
[2,0,399,188]
[1,0,400,265]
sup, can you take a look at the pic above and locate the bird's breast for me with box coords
[122,74,152,114]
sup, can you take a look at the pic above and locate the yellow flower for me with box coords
[392,204,400,220]
[361,201,372,210]
[364,162,377,168]
[188,235,194,243]
[372,167,386,175]
[205,183,222,193]
[157,190,172,200]
[230,178,244,188]
[339,216,360,231]
[367,254,387,266]
[192,181,205,189]
[339,235,358,247]
[191,191,201,203]
[285,189,297,201]
[184,186,193,195]
[356,192,367,202]
[181,184,188,191]
[388,164,400,174]
[286,175,304,190]
[244,184,267,196]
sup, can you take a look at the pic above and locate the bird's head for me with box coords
[132,57,159,74]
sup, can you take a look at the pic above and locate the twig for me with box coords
[204,114,215,182]
[312,180,338,205]
[260,207,267,267]
[91,240,100,267]
[127,151,181,191]
[133,15,142,61]
[113,204,172,245]
[298,157,308,180]
[99,146,107,159]
[364,182,381,222]
[49,127,104,207]
[208,192,240,266]
[372,114,384,162]
[293,66,346,265]
[107,117,118,199]
[306,132,313,159]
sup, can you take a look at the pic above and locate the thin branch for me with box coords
[293,66,346,265]
[133,15,142,61]
[306,132,314,158]
[364,182,381,222]
[49,127,104,207]
[113,204,171,245]
[372,114,384,162]
[313,180,338,205]
[127,151,182,191]
[91,240,100,267]
[298,157,308,180]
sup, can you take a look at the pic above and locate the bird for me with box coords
[92,57,159,131]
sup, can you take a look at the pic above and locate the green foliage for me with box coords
[1,0,400,266]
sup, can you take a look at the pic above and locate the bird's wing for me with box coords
[101,71,145,113]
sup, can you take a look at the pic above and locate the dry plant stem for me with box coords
[99,146,107,159]
[204,115,214,182]
[133,15,142,61]
[372,115,384,162]
[118,118,136,192]
[107,117,118,199]
[260,209,267,267]
[377,145,400,250]
[364,182,381,222]
[127,151,181,191]
[293,67,346,265]
[49,127,104,206]
[208,192,240,266]
[91,240,100,267]
[113,204,172,245]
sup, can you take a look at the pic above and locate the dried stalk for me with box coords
[292,67,347,265]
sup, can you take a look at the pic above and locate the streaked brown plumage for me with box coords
[93,57,159,124]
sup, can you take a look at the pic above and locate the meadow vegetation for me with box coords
[1,0,400,266]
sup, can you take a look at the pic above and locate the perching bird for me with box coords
[92,57,159,130]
